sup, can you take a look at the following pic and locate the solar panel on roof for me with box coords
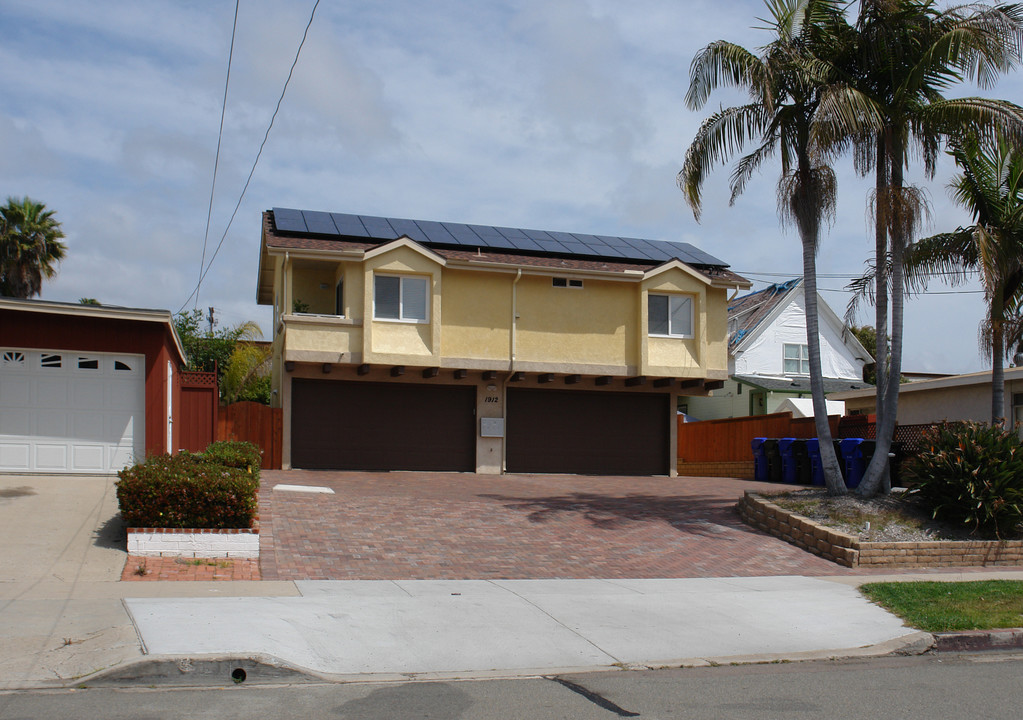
[360,216,400,240]
[546,231,580,246]
[329,213,371,238]
[466,224,504,242]
[678,244,727,265]
[493,226,529,240]
[508,236,545,253]
[414,220,460,245]
[272,207,307,233]
[441,222,484,246]
[379,218,424,244]
[272,208,732,268]
[303,210,338,235]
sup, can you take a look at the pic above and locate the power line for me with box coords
[196,0,240,311]
[179,0,321,314]
[734,269,978,279]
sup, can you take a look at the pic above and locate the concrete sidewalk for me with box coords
[121,576,924,681]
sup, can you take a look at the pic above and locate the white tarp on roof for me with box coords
[775,397,845,418]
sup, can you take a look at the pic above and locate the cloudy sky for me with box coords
[4,0,1019,373]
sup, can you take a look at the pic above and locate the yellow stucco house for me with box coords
[256,208,750,475]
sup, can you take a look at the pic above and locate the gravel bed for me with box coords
[769,487,981,542]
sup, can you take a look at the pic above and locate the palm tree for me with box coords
[847,0,1023,497]
[680,0,876,495]
[903,132,1023,424]
[0,197,67,298]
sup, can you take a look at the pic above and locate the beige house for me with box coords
[256,208,750,475]
[829,367,1023,426]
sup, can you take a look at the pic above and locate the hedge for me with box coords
[116,442,261,529]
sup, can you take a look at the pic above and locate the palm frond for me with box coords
[686,41,767,110]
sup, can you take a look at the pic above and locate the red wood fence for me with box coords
[216,401,283,470]
[177,371,218,453]
[677,411,840,462]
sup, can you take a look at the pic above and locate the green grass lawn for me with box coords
[860,580,1023,632]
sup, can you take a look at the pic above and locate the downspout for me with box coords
[510,268,522,368]
[502,269,522,473]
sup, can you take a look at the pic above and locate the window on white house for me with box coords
[374,274,429,322]
[784,343,810,375]
[648,294,693,337]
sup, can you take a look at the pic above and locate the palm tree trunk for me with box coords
[992,294,1006,424]
[859,136,891,495]
[802,239,846,495]
[860,134,906,497]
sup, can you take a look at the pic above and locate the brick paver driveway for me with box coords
[258,470,854,581]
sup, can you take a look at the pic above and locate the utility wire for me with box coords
[195,0,240,311]
[179,0,321,314]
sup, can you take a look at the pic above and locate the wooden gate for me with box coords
[178,371,218,453]
[216,401,283,470]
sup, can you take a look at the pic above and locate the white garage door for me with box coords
[0,348,146,474]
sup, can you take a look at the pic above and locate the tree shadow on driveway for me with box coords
[477,492,749,537]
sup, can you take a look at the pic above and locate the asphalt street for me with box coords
[2,652,1021,720]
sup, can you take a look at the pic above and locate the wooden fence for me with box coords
[216,401,283,470]
[676,411,840,478]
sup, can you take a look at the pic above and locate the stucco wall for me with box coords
[275,245,732,379]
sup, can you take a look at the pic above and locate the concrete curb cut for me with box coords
[932,628,1023,653]
[81,654,326,687]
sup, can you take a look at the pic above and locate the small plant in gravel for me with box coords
[903,422,1023,539]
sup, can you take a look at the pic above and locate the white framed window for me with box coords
[374,274,429,322]
[552,277,583,288]
[784,343,810,375]
[648,294,693,337]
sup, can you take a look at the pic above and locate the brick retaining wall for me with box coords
[737,492,1023,569]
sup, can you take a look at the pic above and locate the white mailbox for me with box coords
[480,418,505,438]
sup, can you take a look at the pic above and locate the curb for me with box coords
[81,654,325,687]
[932,628,1023,653]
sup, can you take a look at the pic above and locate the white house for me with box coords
[684,278,872,420]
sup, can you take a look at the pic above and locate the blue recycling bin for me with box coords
[806,438,825,486]
[751,438,769,483]
[778,437,799,484]
[840,437,866,488]
[807,440,849,486]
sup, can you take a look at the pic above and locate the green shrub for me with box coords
[903,422,1023,539]
[204,440,262,479]
[116,452,259,529]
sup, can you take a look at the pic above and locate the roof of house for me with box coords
[829,365,1023,400]
[0,296,188,364]
[728,278,802,352]
[734,373,871,394]
[258,209,750,303]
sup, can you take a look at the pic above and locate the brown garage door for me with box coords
[506,388,669,475]
[291,379,476,471]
